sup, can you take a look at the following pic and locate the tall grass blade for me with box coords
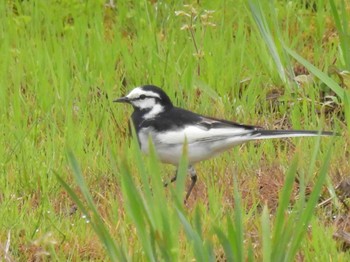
[55,151,126,262]
[173,151,187,206]
[271,157,298,261]
[119,161,157,261]
[215,176,244,262]
[283,45,345,100]
[176,208,211,261]
[286,142,333,260]
[330,0,350,69]
[248,0,287,83]
[130,125,154,204]
[261,205,271,262]
[232,176,244,262]
[214,227,234,261]
[345,93,350,133]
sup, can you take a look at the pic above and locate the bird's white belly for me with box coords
[154,143,219,165]
[138,127,246,165]
[138,128,184,164]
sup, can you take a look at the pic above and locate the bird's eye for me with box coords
[139,95,146,99]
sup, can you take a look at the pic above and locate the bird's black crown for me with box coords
[141,85,173,106]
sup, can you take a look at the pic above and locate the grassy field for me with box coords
[1,0,350,261]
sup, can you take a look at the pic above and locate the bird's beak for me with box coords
[113,96,130,103]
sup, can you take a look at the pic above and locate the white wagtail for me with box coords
[114,85,333,201]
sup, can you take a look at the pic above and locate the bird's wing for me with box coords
[154,114,259,145]
[149,107,333,146]
[196,115,260,131]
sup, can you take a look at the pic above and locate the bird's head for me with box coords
[114,85,173,118]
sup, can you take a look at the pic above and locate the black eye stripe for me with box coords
[131,95,158,101]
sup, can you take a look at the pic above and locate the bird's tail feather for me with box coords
[249,129,334,140]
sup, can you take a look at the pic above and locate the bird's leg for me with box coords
[185,166,197,202]
[163,170,177,187]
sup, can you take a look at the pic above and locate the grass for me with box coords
[1,0,349,260]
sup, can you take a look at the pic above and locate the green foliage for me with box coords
[330,0,350,69]
[0,0,348,260]
[55,152,125,261]
[284,46,345,100]
[248,0,292,84]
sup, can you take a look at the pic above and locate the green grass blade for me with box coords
[286,142,333,260]
[215,176,245,261]
[173,141,189,205]
[56,152,126,262]
[248,0,287,83]
[271,157,298,261]
[261,205,271,262]
[130,125,154,203]
[119,161,157,262]
[345,93,350,133]
[330,0,350,68]
[214,227,234,261]
[273,157,298,239]
[176,208,211,261]
[283,45,345,100]
[232,177,244,262]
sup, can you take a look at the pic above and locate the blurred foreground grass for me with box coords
[0,0,349,260]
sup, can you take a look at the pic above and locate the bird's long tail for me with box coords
[249,129,334,140]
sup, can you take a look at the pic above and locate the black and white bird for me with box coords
[114,85,333,201]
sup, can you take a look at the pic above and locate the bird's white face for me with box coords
[126,87,160,110]
[125,87,164,119]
